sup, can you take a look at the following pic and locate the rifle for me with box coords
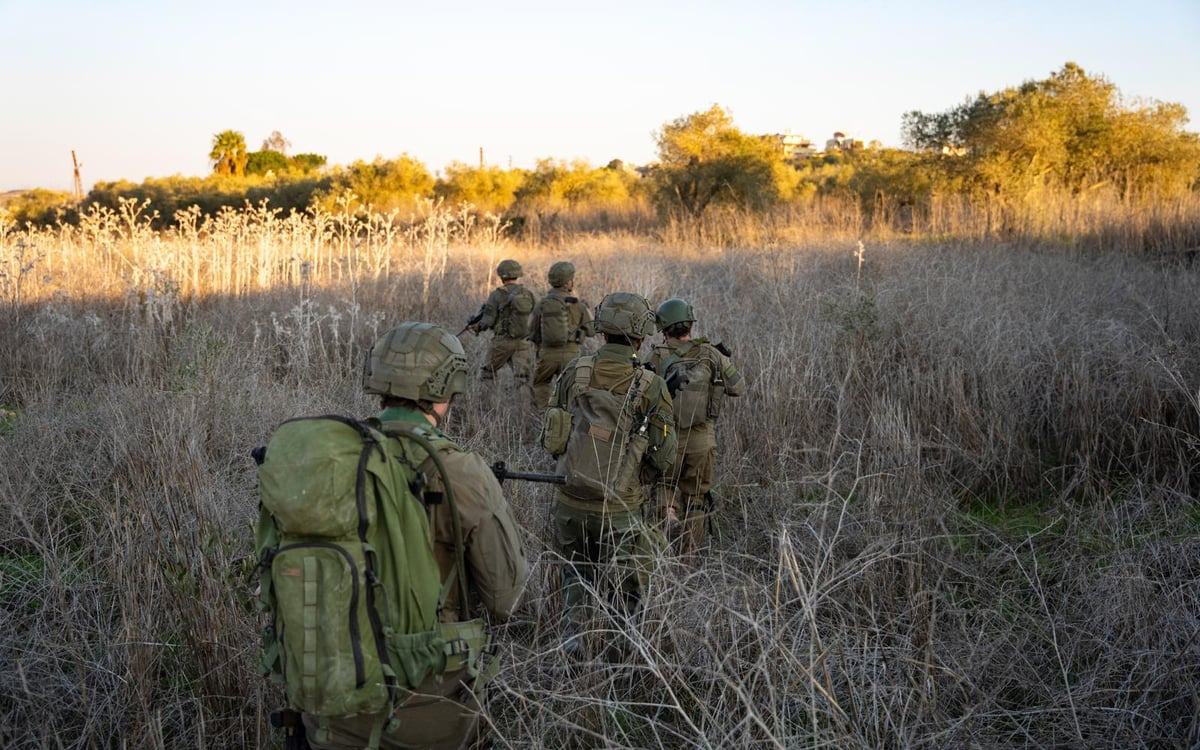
[490,460,566,485]
[270,708,312,750]
[458,305,486,336]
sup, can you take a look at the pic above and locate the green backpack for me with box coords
[657,340,725,429]
[254,415,491,745]
[553,356,656,502]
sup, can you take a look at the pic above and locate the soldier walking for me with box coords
[528,261,593,410]
[541,292,676,658]
[649,298,744,558]
[466,260,536,390]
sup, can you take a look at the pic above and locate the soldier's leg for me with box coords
[603,511,652,619]
[532,349,563,410]
[479,339,507,380]
[553,501,597,626]
[677,443,717,557]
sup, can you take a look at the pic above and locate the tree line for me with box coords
[5,63,1198,230]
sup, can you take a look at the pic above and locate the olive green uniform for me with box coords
[476,281,534,381]
[304,406,529,750]
[649,338,744,555]
[528,287,593,408]
[548,343,676,625]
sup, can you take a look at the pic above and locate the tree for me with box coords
[261,130,291,155]
[209,130,249,177]
[290,153,327,175]
[434,162,525,214]
[322,155,434,212]
[245,149,291,176]
[650,105,793,218]
[902,62,1200,200]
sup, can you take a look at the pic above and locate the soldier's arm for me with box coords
[578,300,595,337]
[527,298,543,343]
[447,452,530,621]
[476,289,501,330]
[717,350,745,398]
[549,360,577,409]
[644,378,677,475]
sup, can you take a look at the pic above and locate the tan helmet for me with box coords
[363,322,468,403]
[594,292,657,338]
[496,259,523,280]
[547,261,575,288]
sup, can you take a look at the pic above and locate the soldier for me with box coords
[466,259,536,389]
[304,322,530,749]
[542,292,676,658]
[649,298,744,557]
[528,261,594,410]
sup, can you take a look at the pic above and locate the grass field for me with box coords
[2,198,1199,748]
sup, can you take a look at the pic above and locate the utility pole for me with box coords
[71,150,84,205]
[479,146,484,169]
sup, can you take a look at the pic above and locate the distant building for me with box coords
[766,131,817,163]
[825,132,864,152]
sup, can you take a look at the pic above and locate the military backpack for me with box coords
[254,416,492,747]
[497,284,535,338]
[544,356,657,502]
[538,293,580,347]
[657,339,729,429]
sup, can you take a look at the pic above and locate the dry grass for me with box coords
[2,197,1199,748]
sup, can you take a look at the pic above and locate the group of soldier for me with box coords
[298,259,742,749]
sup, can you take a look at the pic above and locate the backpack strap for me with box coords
[376,422,471,623]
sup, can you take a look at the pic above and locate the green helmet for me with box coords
[595,292,657,338]
[655,297,696,331]
[547,261,575,288]
[363,322,468,404]
[496,259,523,279]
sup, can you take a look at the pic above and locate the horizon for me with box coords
[2,0,1198,193]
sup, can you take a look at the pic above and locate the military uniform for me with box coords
[304,405,529,750]
[548,342,676,632]
[475,281,535,382]
[528,287,593,408]
[649,337,744,555]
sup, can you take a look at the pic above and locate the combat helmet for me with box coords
[496,259,523,280]
[655,298,696,331]
[595,292,657,339]
[363,322,468,404]
[547,261,575,288]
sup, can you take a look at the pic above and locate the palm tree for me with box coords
[209,130,249,177]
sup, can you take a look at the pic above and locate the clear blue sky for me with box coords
[2,0,1197,192]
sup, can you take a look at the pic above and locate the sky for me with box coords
[1,0,1197,192]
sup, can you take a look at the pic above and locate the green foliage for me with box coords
[209,130,249,177]
[290,153,327,175]
[245,149,291,176]
[2,189,77,225]
[512,159,637,216]
[319,155,434,213]
[650,104,795,218]
[434,162,526,214]
[902,62,1200,201]
[0,405,17,435]
[86,173,332,226]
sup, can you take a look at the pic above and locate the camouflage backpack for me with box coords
[538,293,579,347]
[254,416,492,747]
[545,356,657,502]
[498,285,535,338]
[656,339,729,429]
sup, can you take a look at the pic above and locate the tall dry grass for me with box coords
[1,197,1199,748]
